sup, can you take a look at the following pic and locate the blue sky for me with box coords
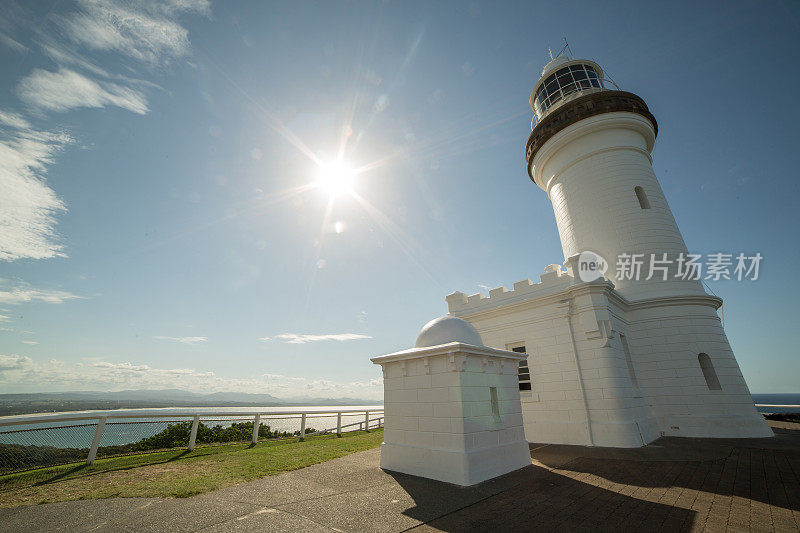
[0,0,798,399]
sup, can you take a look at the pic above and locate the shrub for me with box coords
[1,420,314,473]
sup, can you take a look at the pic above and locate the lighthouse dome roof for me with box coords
[541,54,572,78]
[414,316,484,348]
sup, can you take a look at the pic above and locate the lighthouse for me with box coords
[526,54,704,301]
[445,53,772,447]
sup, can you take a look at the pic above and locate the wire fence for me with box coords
[0,410,383,480]
[0,422,96,473]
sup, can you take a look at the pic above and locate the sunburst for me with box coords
[314,159,356,198]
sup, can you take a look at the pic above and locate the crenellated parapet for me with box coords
[447,264,574,316]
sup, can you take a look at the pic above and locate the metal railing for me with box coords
[0,409,383,475]
[2,403,791,477]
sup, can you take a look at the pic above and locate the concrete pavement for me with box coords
[1,422,798,532]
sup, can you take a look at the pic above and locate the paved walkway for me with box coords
[1,422,798,532]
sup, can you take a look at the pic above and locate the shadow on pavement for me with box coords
[388,463,697,532]
[529,426,800,516]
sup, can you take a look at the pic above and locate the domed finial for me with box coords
[414,316,483,348]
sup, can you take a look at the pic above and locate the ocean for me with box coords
[752,394,800,413]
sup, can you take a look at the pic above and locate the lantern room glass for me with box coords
[533,64,604,118]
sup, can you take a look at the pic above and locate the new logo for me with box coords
[577,250,608,282]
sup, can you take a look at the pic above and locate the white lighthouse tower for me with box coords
[445,53,772,447]
[527,54,705,301]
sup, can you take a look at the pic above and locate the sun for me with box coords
[315,160,355,197]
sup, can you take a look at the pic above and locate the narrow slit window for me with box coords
[489,387,500,419]
[698,353,722,390]
[510,345,531,391]
[620,334,639,389]
[635,186,651,209]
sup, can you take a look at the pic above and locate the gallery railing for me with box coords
[0,409,383,475]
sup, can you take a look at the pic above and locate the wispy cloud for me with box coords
[0,111,32,130]
[38,38,112,80]
[58,0,210,65]
[261,333,373,344]
[0,111,70,261]
[21,340,38,345]
[17,68,148,114]
[0,280,83,305]
[154,335,208,345]
[0,355,383,399]
[0,31,27,54]
[2,0,208,263]
[89,360,195,373]
[39,40,164,92]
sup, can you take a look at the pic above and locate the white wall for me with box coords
[375,347,531,485]
[531,112,706,302]
[626,303,772,438]
[448,270,771,447]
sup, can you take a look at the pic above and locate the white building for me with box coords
[372,316,531,486]
[444,54,772,447]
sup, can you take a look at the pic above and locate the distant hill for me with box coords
[0,390,382,416]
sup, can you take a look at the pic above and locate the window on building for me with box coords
[619,334,639,389]
[698,353,722,390]
[635,186,651,209]
[510,345,532,391]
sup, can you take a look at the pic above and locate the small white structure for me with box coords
[372,316,531,486]
[443,54,772,447]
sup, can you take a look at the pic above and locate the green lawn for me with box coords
[0,429,383,509]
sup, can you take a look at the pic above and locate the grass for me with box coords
[0,429,383,509]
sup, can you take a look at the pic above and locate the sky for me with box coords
[0,0,798,400]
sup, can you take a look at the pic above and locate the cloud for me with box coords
[0,111,32,129]
[261,333,373,344]
[21,340,38,345]
[0,355,383,399]
[0,354,32,371]
[0,0,209,265]
[154,335,208,345]
[90,361,158,371]
[58,0,210,65]
[2,0,208,261]
[0,280,83,305]
[38,38,112,80]
[0,31,27,54]
[0,112,70,261]
[37,38,166,94]
[17,68,148,114]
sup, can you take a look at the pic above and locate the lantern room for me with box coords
[530,56,607,121]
